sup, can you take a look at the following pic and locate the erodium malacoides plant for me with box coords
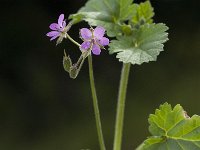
[46,0,200,150]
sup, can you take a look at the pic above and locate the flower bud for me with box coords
[69,65,78,79]
[63,50,72,72]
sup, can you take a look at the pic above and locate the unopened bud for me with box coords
[63,50,72,72]
[69,65,78,79]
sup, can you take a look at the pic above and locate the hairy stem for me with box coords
[88,55,106,150]
[66,33,81,47]
[113,63,131,150]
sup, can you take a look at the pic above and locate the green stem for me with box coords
[77,56,85,73]
[66,33,81,47]
[113,63,131,150]
[88,55,106,150]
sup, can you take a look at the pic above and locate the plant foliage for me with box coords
[70,0,169,65]
[109,23,168,64]
[137,103,200,150]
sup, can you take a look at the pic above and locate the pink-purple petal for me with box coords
[49,23,60,30]
[62,21,66,28]
[80,28,92,40]
[92,44,101,55]
[50,34,60,41]
[80,41,91,51]
[94,26,105,39]
[98,37,109,46]
[46,31,60,37]
[58,14,64,27]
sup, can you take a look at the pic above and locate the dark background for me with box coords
[0,0,200,149]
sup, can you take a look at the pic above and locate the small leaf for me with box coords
[119,1,138,21]
[137,103,200,150]
[109,23,168,65]
[131,1,154,25]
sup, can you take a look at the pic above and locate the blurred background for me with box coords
[0,0,200,149]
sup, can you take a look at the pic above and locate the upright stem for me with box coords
[88,55,106,150]
[113,63,131,150]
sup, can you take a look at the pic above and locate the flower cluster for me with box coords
[46,14,110,78]
[47,14,109,56]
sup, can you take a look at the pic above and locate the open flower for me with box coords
[46,14,71,44]
[80,26,109,55]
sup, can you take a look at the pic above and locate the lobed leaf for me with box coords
[109,23,168,65]
[137,103,200,150]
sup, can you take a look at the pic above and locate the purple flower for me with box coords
[80,26,109,55]
[46,14,70,42]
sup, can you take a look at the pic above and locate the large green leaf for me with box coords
[70,0,137,37]
[137,103,200,150]
[109,23,168,65]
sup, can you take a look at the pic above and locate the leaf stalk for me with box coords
[113,63,131,150]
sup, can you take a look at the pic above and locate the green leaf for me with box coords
[118,0,138,21]
[137,103,200,150]
[131,1,154,25]
[70,0,138,37]
[109,23,168,65]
